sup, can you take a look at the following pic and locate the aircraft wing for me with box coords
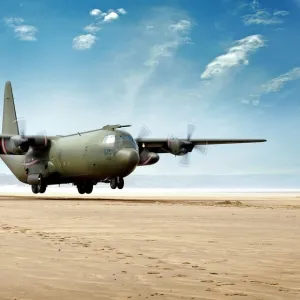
[135,138,267,153]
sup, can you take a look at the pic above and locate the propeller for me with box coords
[187,123,195,141]
[136,124,152,160]
[137,124,151,139]
[17,117,48,147]
[179,123,208,166]
[35,130,48,147]
[13,117,29,151]
[17,117,26,137]
[13,118,49,166]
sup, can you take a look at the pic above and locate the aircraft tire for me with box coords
[31,184,39,194]
[38,182,47,194]
[77,185,85,194]
[85,184,93,194]
[110,178,117,189]
[117,177,124,189]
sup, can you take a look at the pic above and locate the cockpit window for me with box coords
[121,135,133,142]
[103,134,115,144]
[118,135,138,150]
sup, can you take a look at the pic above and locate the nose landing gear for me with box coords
[110,177,124,189]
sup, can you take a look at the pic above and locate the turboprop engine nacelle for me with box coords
[0,135,49,155]
[167,139,192,156]
[0,136,29,154]
[138,151,159,166]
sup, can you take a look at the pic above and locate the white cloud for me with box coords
[144,19,192,67]
[74,7,127,49]
[103,11,119,22]
[251,0,260,10]
[117,8,127,15]
[14,25,38,41]
[4,17,38,41]
[243,10,282,25]
[241,99,250,104]
[242,1,289,26]
[84,24,101,33]
[273,10,289,17]
[241,94,260,106]
[168,20,191,32]
[242,67,300,106]
[72,34,97,50]
[145,39,190,66]
[261,67,300,93]
[90,9,102,16]
[4,17,24,26]
[238,0,260,11]
[200,34,265,79]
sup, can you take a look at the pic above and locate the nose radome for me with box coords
[116,148,139,173]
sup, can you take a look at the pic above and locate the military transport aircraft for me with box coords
[0,81,266,194]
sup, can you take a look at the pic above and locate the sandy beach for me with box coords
[0,194,300,300]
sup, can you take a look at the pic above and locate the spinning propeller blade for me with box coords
[187,123,195,141]
[180,153,190,166]
[179,123,208,166]
[13,118,48,166]
[137,124,152,139]
[17,117,26,137]
[194,143,208,155]
[36,130,48,147]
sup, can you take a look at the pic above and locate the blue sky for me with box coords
[0,0,300,176]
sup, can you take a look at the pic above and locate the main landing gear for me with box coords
[31,180,47,194]
[77,182,93,194]
[110,177,124,190]
[75,178,124,194]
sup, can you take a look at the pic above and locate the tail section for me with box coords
[2,81,19,135]
[1,81,26,183]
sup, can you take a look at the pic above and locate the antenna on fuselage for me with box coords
[101,124,132,131]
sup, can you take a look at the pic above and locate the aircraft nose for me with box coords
[115,148,139,175]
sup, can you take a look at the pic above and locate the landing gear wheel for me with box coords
[38,180,47,194]
[85,184,93,194]
[77,183,93,194]
[31,184,39,194]
[117,177,124,189]
[110,178,117,189]
[31,175,47,194]
[77,185,85,194]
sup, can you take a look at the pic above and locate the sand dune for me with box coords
[0,194,300,299]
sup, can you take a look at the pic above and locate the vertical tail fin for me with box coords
[0,81,26,183]
[2,81,19,135]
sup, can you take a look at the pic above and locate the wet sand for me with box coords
[0,194,300,300]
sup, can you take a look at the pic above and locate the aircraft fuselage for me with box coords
[10,129,140,186]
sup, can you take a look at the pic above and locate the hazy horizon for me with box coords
[1,173,300,191]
